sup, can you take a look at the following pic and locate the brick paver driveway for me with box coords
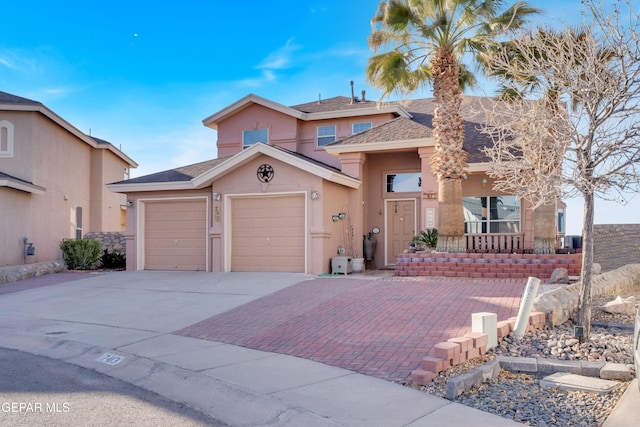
[177,276,526,382]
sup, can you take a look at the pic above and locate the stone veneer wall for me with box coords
[593,224,640,272]
[533,263,640,327]
[395,252,582,279]
[0,260,65,284]
[84,232,126,254]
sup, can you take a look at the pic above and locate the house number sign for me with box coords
[257,164,274,183]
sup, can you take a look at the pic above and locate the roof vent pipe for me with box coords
[318,94,321,104]
[361,90,366,102]
[350,81,355,104]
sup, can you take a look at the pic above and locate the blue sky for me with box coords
[2,0,632,234]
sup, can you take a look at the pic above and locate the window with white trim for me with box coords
[317,125,336,146]
[75,206,83,239]
[463,196,520,233]
[243,128,268,149]
[0,120,14,158]
[352,122,372,134]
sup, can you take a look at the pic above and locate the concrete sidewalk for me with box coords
[0,271,524,426]
[603,379,640,427]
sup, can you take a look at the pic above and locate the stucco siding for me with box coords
[216,104,298,157]
[0,107,134,267]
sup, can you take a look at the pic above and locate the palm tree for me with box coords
[367,0,540,252]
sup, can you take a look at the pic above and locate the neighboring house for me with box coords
[108,92,565,275]
[0,91,137,267]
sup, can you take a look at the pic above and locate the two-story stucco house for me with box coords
[108,92,570,276]
[0,91,137,267]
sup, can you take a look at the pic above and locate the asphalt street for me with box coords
[0,347,227,426]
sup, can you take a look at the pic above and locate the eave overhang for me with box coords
[0,176,46,195]
[202,94,411,130]
[0,103,137,167]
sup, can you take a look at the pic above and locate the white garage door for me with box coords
[231,194,305,272]
[144,199,207,271]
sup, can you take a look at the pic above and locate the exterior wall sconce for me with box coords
[212,192,221,201]
[482,177,487,186]
[332,212,347,222]
[310,191,319,200]
[125,200,133,207]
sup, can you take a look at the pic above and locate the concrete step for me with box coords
[540,372,623,394]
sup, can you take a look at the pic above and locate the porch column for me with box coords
[339,153,366,260]
[418,147,438,231]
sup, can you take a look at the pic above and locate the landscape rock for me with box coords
[601,296,636,316]
[549,268,569,284]
[592,263,602,275]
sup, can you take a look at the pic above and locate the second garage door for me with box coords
[231,194,305,272]
[144,199,207,271]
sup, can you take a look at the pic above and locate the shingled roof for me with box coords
[112,157,230,185]
[0,91,42,106]
[290,96,379,114]
[330,96,493,163]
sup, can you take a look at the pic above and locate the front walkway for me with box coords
[178,276,526,382]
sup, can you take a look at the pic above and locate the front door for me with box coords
[385,199,416,265]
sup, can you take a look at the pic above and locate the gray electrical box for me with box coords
[331,257,352,275]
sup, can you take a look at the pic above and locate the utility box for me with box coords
[331,256,352,275]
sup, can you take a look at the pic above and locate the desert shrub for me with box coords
[59,238,101,270]
[100,249,126,270]
[410,229,438,250]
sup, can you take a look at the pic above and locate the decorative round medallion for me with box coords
[257,164,274,183]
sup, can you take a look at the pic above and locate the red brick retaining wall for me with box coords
[412,311,547,385]
[395,252,582,279]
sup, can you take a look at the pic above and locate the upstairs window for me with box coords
[0,120,14,158]
[463,196,521,234]
[317,125,336,146]
[352,122,372,134]
[243,128,268,149]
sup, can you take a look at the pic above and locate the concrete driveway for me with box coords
[0,271,311,338]
[0,270,525,427]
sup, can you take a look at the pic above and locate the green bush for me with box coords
[100,249,126,270]
[59,239,101,270]
[411,229,438,250]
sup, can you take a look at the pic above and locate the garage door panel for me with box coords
[231,195,305,273]
[146,229,205,239]
[144,200,206,271]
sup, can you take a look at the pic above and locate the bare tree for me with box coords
[481,0,640,340]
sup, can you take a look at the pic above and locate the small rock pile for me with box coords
[492,323,634,365]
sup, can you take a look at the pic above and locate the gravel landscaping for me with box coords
[407,281,639,426]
